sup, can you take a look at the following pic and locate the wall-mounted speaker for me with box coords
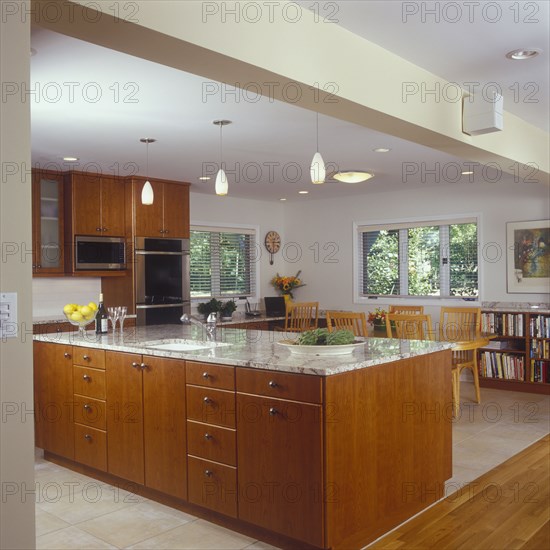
[462,92,503,136]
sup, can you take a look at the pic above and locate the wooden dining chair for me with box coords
[439,307,482,414]
[325,311,368,337]
[284,302,319,332]
[388,305,424,314]
[385,313,433,340]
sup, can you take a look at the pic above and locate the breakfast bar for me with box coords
[34,326,454,550]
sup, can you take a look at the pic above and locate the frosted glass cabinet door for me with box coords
[32,171,65,274]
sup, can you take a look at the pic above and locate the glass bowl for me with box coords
[64,308,98,337]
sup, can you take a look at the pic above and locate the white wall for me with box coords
[190,192,286,311]
[282,180,550,320]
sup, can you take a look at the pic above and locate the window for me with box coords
[190,226,257,299]
[357,218,478,298]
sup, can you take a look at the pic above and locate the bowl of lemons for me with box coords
[63,302,98,337]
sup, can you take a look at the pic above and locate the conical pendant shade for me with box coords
[215,169,228,196]
[310,151,326,184]
[141,180,154,205]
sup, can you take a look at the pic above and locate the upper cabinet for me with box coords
[65,172,126,237]
[132,177,190,238]
[32,170,65,275]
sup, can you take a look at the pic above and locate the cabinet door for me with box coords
[237,394,324,547]
[162,182,189,238]
[142,356,187,499]
[105,351,144,484]
[71,173,102,235]
[33,342,74,458]
[133,179,163,237]
[100,176,125,236]
[32,171,65,274]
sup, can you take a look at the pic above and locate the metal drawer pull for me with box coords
[202,372,210,379]
[204,470,213,477]
[84,434,92,440]
[131,362,140,369]
[83,374,91,381]
[84,404,92,410]
[203,397,212,404]
[268,380,278,388]
[204,433,213,440]
[83,355,90,361]
[140,363,147,370]
[64,352,71,359]
[269,407,278,416]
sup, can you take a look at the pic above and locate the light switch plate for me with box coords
[0,292,18,338]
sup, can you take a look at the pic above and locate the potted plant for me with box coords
[368,307,388,332]
[220,299,237,320]
[197,298,222,320]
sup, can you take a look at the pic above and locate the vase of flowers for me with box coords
[368,307,388,332]
[270,270,305,300]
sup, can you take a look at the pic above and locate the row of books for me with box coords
[530,360,549,383]
[530,339,550,360]
[480,351,525,380]
[529,315,550,339]
[481,313,524,337]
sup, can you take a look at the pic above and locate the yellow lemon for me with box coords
[70,311,84,322]
[88,302,98,311]
[63,304,75,314]
[80,306,92,317]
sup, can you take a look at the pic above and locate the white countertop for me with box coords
[34,324,453,376]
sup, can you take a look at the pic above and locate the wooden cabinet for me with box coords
[236,368,323,547]
[105,351,187,498]
[33,341,74,459]
[65,172,125,237]
[186,361,237,517]
[132,177,189,238]
[31,169,65,275]
[479,309,550,394]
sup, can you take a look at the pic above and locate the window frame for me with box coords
[353,214,482,306]
[190,222,260,302]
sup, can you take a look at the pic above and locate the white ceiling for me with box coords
[30,1,549,201]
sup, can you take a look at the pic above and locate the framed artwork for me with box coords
[506,219,550,294]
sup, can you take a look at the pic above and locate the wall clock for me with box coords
[264,230,281,265]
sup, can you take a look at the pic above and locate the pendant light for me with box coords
[310,112,326,184]
[213,120,232,196]
[140,138,156,205]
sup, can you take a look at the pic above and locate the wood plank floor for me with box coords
[367,435,549,550]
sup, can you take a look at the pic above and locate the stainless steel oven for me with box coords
[135,237,190,325]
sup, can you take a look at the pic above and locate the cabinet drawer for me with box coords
[187,421,236,466]
[186,386,235,428]
[236,368,322,404]
[74,423,107,471]
[187,456,237,518]
[73,347,105,370]
[186,361,235,390]
[73,366,106,399]
[73,395,106,430]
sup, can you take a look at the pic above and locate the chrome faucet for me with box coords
[180,313,217,340]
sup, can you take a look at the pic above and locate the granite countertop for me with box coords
[34,324,453,376]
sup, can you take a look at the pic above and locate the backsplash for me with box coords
[33,277,101,319]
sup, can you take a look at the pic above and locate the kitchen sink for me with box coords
[142,339,231,352]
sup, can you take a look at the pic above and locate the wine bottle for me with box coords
[96,293,108,334]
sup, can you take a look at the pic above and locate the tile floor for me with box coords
[35,382,549,550]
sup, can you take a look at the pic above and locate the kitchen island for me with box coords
[34,326,453,550]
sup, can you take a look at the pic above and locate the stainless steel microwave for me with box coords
[75,236,126,270]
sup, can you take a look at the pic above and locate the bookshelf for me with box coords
[479,308,549,395]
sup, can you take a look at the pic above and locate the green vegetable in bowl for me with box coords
[297,328,355,346]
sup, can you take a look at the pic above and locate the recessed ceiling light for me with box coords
[298,190,309,195]
[373,147,391,153]
[279,198,287,201]
[63,157,79,162]
[461,170,474,175]
[198,176,210,181]
[505,48,541,60]
[333,171,374,183]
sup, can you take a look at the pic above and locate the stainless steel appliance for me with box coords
[135,237,190,325]
[75,235,126,270]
